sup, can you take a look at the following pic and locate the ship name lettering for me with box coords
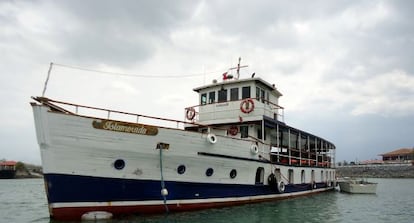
[103,121,148,134]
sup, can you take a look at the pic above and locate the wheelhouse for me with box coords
[185,76,336,168]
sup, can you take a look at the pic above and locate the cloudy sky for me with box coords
[1,0,413,165]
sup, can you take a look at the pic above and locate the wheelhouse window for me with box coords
[218,89,227,102]
[209,91,215,104]
[242,86,251,99]
[256,87,265,103]
[240,126,248,138]
[266,92,270,104]
[201,93,207,105]
[230,88,239,101]
[261,89,265,103]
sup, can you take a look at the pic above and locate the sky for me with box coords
[1,0,413,165]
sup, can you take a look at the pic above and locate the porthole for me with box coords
[230,169,237,179]
[177,165,186,174]
[114,159,125,170]
[206,168,214,177]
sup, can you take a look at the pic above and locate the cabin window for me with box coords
[240,126,248,138]
[280,128,289,148]
[218,89,227,102]
[290,131,298,150]
[257,126,262,140]
[242,86,251,99]
[230,88,239,101]
[230,169,237,179]
[301,134,308,151]
[177,165,186,174]
[261,89,265,103]
[208,91,215,104]
[301,170,305,183]
[114,159,125,170]
[206,168,214,177]
[255,167,265,184]
[256,87,265,103]
[266,92,270,104]
[309,137,316,151]
[201,93,207,105]
[288,169,294,184]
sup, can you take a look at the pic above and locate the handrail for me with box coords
[32,97,204,129]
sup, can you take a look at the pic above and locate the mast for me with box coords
[237,57,241,79]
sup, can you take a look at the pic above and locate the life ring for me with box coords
[240,99,255,113]
[250,144,259,154]
[186,107,196,120]
[277,181,285,193]
[207,133,217,144]
[228,125,238,136]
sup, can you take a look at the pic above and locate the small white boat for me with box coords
[338,179,377,194]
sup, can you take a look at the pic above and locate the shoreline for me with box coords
[336,164,414,178]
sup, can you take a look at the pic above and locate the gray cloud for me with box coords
[1,0,413,164]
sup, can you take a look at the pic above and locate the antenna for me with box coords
[237,57,241,79]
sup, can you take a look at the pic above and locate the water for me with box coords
[0,178,413,223]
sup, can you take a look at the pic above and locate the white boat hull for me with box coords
[338,181,377,194]
[31,101,335,220]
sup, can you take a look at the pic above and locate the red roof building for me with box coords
[0,161,17,170]
[380,148,414,162]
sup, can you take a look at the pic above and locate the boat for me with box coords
[338,178,377,194]
[31,60,337,220]
[0,161,17,179]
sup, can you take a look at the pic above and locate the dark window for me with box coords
[309,137,316,150]
[230,169,237,179]
[242,86,251,99]
[301,170,305,183]
[256,87,260,100]
[208,91,215,104]
[218,89,227,102]
[255,167,264,184]
[261,89,265,103]
[206,168,214,177]
[177,165,186,174]
[230,88,239,101]
[290,131,298,149]
[280,128,289,148]
[288,169,294,184]
[301,134,308,151]
[201,93,207,105]
[114,159,125,170]
[240,126,248,138]
[257,126,262,140]
[266,92,270,104]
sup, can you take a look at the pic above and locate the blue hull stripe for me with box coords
[44,174,324,203]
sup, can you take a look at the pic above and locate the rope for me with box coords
[159,147,169,213]
[52,62,224,79]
